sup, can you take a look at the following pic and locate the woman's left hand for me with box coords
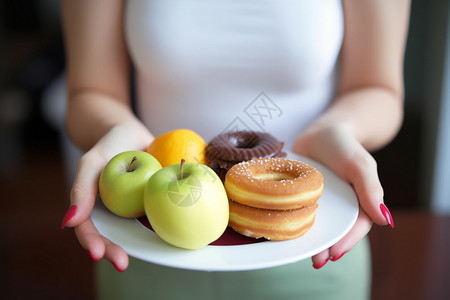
[292,125,394,269]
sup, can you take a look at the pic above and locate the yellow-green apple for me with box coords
[99,151,162,218]
[144,160,229,249]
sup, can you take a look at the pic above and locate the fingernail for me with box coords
[313,258,329,270]
[380,203,394,229]
[61,205,77,229]
[113,262,125,272]
[89,251,100,262]
[330,252,346,262]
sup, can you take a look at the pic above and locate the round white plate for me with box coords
[91,153,358,272]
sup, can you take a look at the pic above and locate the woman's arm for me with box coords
[62,0,152,151]
[61,0,152,271]
[308,0,410,151]
[293,0,410,268]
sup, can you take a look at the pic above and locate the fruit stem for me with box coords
[128,156,137,172]
[180,159,186,179]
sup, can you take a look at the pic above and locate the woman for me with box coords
[60,0,410,298]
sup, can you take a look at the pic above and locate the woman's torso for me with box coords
[125,0,344,149]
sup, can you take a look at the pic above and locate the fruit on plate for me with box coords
[145,129,206,167]
[144,159,229,249]
[99,151,162,218]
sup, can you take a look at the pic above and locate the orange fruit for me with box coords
[146,129,206,167]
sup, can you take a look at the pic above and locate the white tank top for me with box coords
[125,0,343,149]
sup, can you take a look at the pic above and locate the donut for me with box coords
[224,157,323,241]
[225,158,324,210]
[205,131,286,180]
[228,200,318,241]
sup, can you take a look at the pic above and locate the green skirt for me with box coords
[96,237,371,300]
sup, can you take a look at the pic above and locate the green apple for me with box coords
[99,151,162,218]
[144,160,229,249]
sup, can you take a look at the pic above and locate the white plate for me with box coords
[91,153,358,272]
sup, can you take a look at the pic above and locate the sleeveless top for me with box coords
[125,0,343,149]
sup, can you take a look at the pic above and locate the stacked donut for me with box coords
[205,131,286,181]
[224,157,324,241]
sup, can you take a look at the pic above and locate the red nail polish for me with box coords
[89,251,100,262]
[113,262,125,272]
[330,252,346,262]
[61,205,77,229]
[380,203,394,229]
[313,258,329,270]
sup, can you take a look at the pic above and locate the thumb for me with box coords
[344,148,394,228]
[61,151,106,229]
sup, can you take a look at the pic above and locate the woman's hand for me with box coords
[295,0,409,270]
[292,125,394,269]
[61,125,152,272]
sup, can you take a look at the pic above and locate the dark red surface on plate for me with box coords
[137,217,266,246]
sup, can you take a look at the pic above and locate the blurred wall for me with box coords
[0,0,64,177]
[415,0,450,214]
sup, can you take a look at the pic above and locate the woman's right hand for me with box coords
[61,125,153,272]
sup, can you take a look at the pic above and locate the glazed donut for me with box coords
[225,158,324,210]
[225,157,323,241]
[228,200,318,241]
[205,131,286,180]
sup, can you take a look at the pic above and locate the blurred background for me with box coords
[1,1,449,299]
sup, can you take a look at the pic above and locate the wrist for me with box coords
[92,124,153,160]
[293,123,354,157]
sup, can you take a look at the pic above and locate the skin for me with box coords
[61,0,411,271]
